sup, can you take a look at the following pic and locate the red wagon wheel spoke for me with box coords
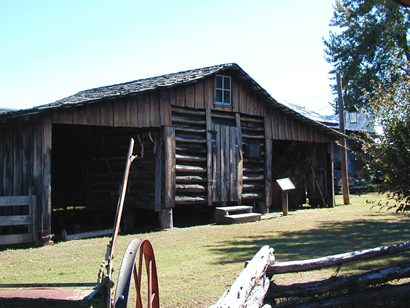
[114,239,159,308]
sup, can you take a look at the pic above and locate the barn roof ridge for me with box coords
[0,63,343,138]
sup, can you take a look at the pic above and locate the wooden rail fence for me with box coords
[0,193,37,245]
[213,241,410,307]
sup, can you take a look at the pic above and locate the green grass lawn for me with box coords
[0,193,409,307]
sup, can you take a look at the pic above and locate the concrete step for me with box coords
[215,206,261,224]
[217,212,261,224]
[215,206,252,221]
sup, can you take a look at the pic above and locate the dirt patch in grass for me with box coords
[0,193,408,307]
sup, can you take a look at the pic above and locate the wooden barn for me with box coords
[0,63,342,244]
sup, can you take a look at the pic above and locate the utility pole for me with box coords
[337,72,350,205]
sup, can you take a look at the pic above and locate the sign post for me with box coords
[276,178,295,216]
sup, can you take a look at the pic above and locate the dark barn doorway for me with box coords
[271,140,332,210]
[51,124,160,238]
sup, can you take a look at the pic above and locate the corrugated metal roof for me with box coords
[323,112,375,133]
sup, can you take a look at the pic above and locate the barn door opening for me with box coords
[211,121,241,203]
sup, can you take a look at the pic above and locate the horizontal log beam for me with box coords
[175,154,206,162]
[175,184,206,193]
[175,137,206,144]
[176,165,206,173]
[267,241,410,275]
[175,175,206,183]
[313,282,410,308]
[268,263,410,298]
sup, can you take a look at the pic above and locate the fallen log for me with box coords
[211,246,274,308]
[267,241,410,275]
[268,263,410,298]
[306,282,410,308]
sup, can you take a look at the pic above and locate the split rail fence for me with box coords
[212,241,410,307]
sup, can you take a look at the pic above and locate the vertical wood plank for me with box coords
[206,109,213,206]
[126,96,137,126]
[327,142,335,207]
[195,80,205,109]
[100,101,114,126]
[232,78,239,112]
[41,117,52,234]
[154,131,163,212]
[264,138,273,213]
[169,88,177,107]
[152,92,160,127]
[159,89,172,126]
[136,94,145,128]
[215,124,221,201]
[175,87,186,107]
[186,84,195,109]
[163,126,175,210]
[204,77,214,109]
[235,113,243,203]
[113,100,126,127]
[240,84,246,113]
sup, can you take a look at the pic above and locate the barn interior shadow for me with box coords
[207,216,410,266]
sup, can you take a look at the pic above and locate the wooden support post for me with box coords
[235,113,243,204]
[41,117,52,243]
[327,142,335,207]
[264,138,273,213]
[160,208,173,229]
[282,191,288,216]
[162,126,175,229]
[154,131,163,213]
[206,109,213,206]
[267,241,410,275]
[337,72,350,205]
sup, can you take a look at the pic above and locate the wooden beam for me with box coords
[267,241,410,275]
[308,282,410,308]
[0,196,33,206]
[211,245,274,308]
[268,263,410,298]
[337,72,350,205]
[154,132,163,213]
[163,126,175,210]
[235,113,243,203]
[206,109,213,206]
[162,126,175,229]
[264,138,273,213]
[62,229,112,241]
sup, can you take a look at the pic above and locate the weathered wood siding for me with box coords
[0,117,52,233]
[51,91,170,127]
[166,76,333,143]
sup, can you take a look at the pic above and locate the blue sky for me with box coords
[0,0,336,115]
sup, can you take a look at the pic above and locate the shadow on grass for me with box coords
[208,217,410,265]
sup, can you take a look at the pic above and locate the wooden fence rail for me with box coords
[212,241,410,307]
[0,194,37,245]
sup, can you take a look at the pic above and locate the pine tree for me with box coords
[324,0,409,111]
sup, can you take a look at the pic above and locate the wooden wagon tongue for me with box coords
[0,138,160,308]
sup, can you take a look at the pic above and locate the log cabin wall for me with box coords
[166,74,334,210]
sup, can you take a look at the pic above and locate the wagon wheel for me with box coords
[113,239,159,308]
